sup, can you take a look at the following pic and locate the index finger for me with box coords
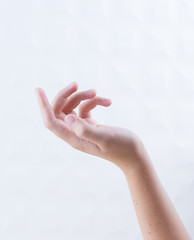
[35,87,56,129]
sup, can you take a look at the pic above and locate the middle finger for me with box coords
[51,82,78,115]
[62,89,96,114]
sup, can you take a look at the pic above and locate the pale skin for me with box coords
[35,82,191,240]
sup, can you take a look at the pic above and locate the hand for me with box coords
[35,82,145,171]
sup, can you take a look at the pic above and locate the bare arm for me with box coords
[121,142,191,240]
[35,82,191,240]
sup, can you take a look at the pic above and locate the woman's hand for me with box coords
[35,82,145,171]
[35,82,192,240]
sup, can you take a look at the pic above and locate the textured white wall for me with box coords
[0,0,194,239]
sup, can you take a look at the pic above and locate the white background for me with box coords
[0,0,194,239]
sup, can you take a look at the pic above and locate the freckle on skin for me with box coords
[149,224,152,226]
[134,201,138,205]
[148,232,151,234]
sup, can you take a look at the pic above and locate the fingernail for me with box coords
[86,89,96,97]
[67,82,78,90]
[103,98,112,104]
[66,115,75,125]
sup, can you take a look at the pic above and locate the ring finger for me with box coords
[79,96,112,119]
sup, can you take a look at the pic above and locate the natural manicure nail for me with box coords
[103,98,111,104]
[66,115,75,125]
[86,89,96,97]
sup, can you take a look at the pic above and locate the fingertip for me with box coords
[35,88,42,98]
[103,98,112,106]
[35,87,44,94]
[66,82,78,94]
[71,81,79,91]
[90,88,97,93]
[107,98,112,105]
[91,89,97,96]
[86,89,97,98]
[71,81,78,86]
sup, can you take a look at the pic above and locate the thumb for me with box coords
[65,114,105,145]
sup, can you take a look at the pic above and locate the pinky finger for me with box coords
[78,96,112,119]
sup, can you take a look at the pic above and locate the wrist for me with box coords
[119,139,152,176]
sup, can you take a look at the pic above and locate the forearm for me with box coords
[35,84,191,239]
[122,143,191,240]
